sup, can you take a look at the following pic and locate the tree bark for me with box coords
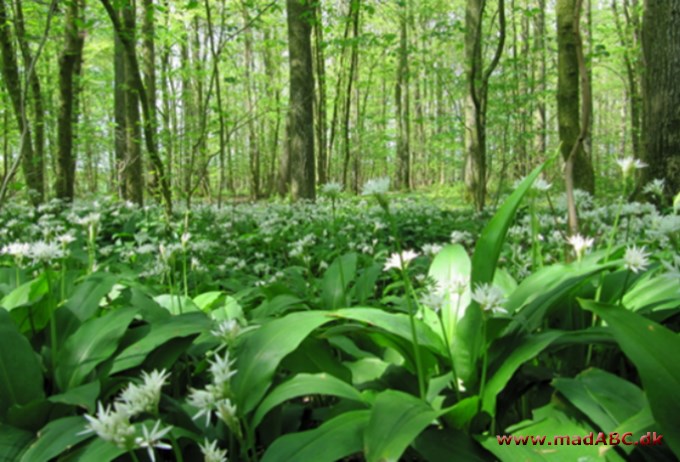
[642,0,680,196]
[557,0,594,195]
[395,0,410,190]
[56,0,85,201]
[285,0,316,201]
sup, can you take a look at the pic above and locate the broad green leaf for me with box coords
[462,164,544,374]
[354,262,382,304]
[250,294,304,319]
[0,274,47,311]
[63,272,118,321]
[603,405,655,456]
[47,382,100,413]
[232,311,333,413]
[0,310,44,420]
[110,312,210,374]
[483,331,562,416]
[252,373,365,428]
[364,390,437,462]
[582,300,680,457]
[623,272,680,313]
[55,306,138,391]
[261,410,369,462]
[553,368,645,433]
[19,417,91,462]
[413,427,491,462]
[321,253,357,309]
[59,438,125,462]
[332,307,446,355]
[153,294,201,314]
[193,291,223,311]
[0,424,33,462]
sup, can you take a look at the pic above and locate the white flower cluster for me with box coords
[383,249,419,271]
[187,351,240,436]
[1,240,66,264]
[471,283,508,316]
[80,369,172,461]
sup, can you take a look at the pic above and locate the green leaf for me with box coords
[193,291,223,311]
[0,424,33,462]
[19,417,91,462]
[553,368,646,433]
[63,272,118,321]
[261,410,369,462]
[110,312,210,374]
[413,427,491,462]
[364,390,437,462]
[581,300,680,457]
[47,382,100,413]
[0,310,44,420]
[332,307,446,355]
[232,311,333,414]
[252,373,365,428]
[482,331,562,416]
[55,306,138,391]
[462,164,545,374]
[59,438,125,462]
[321,253,357,309]
[250,294,304,319]
[0,274,47,311]
[153,294,201,314]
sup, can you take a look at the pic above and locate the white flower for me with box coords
[56,233,76,246]
[533,178,552,192]
[421,243,443,256]
[321,182,343,197]
[181,232,191,247]
[567,234,594,261]
[134,421,173,462]
[75,212,101,227]
[80,402,136,448]
[117,369,170,416]
[471,283,507,315]
[643,179,665,197]
[1,242,31,261]
[362,177,390,196]
[450,230,472,244]
[211,320,241,345]
[420,291,446,313]
[28,241,66,264]
[187,385,221,425]
[216,398,239,433]
[383,250,419,271]
[440,274,469,296]
[616,156,647,178]
[200,439,228,462]
[624,246,650,273]
[209,351,238,384]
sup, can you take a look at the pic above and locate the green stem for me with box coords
[477,319,489,411]
[44,266,57,364]
[128,449,140,462]
[437,311,461,402]
[170,432,184,462]
[619,270,631,307]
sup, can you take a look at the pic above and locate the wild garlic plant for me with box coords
[80,369,174,462]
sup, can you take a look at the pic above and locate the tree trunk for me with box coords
[313,1,327,185]
[56,0,85,201]
[557,0,594,195]
[0,0,42,204]
[142,0,159,198]
[395,0,410,190]
[342,0,360,190]
[114,20,127,199]
[286,0,316,201]
[464,0,505,211]
[100,0,173,214]
[642,0,680,196]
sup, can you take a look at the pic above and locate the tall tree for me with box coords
[285,0,315,201]
[0,0,43,203]
[395,0,410,190]
[642,0,680,196]
[56,0,86,201]
[557,0,594,196]
[100,0,173,213]
[464,0,506,211]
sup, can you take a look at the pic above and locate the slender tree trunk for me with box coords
[533,0,547,159]
[0,0,42,204]
[242,2,260,198]
[313,1,327,185]
[395,0,410,190]
[114,20,127,199]
[142,0,159,198]
[342,0,360,189]
[557,0,594,195]
[56,0,85,201]
[286,0,315,201]
[100,0,173,214]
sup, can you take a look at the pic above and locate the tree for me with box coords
[464,0,506,211]
[56,0,86,201]
[395,0,410,190]
[641,0,680,196]
[557,0,594,197]
[285,0,316,201]
[0,0,44,204]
